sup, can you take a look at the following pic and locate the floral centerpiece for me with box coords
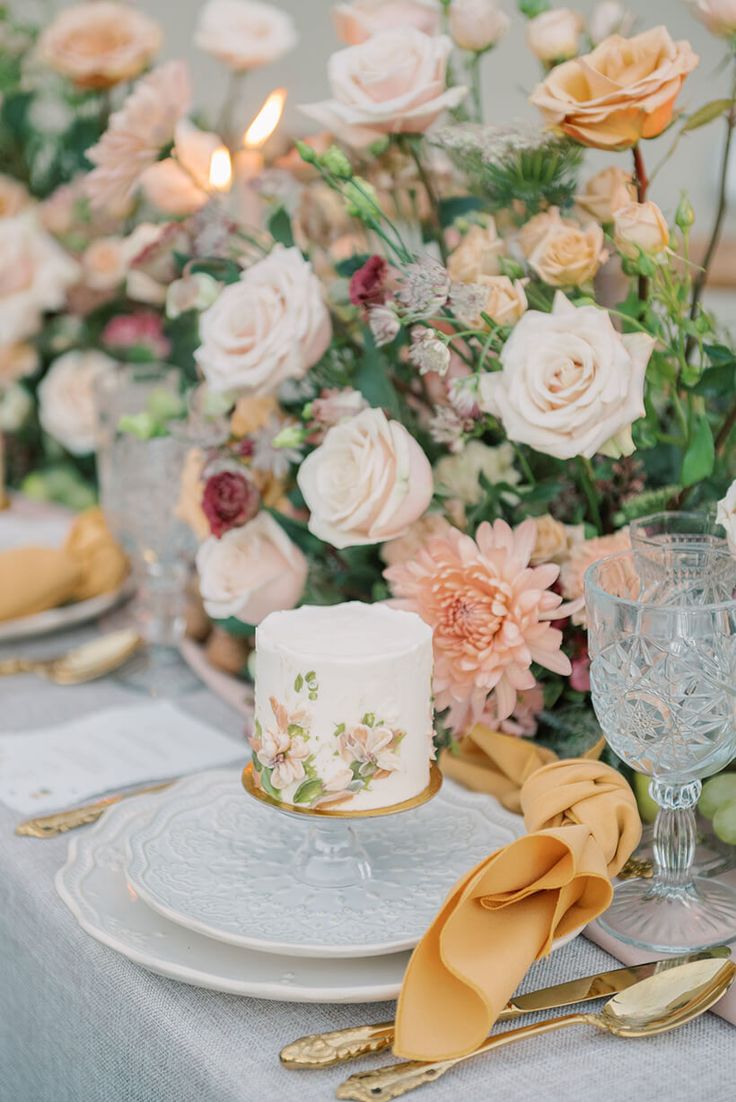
[3,0,736,778]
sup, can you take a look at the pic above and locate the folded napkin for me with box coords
[394,759,641,1061]
[0,507,128,621]
[439,724,604,813]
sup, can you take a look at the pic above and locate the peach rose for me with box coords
[560,529,630,625]
[0,174,30,218]
[300,29,467,147]
[470,275,528,326]
[447,220,505,283]
[380,513,454,566]
[613,200,669,258]
[140,121,222,216]
[38,1,161,89]
[333,0,441,44]
[0,214,79,344]
[695,1,736,36]
[175,448,211,541]
[37,350,116,456]
[230,395,279,436]
[196,511,308,624]
[0,342,38,385]
[525,209,608,287]
[576,165,636,223]
[449,0,510,52]
[297,407,434,548]
[530,26,699,150]
[478,291,655,460]
[530,514,584,566]
[195,246,332,395]
[527,8,583,63]
[195,0,297,70]
[81,237,128,292]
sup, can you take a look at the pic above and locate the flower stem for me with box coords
[402,136,448,264]
[468,53,483,122]
[632,144,649,305]
[577,457,602,530]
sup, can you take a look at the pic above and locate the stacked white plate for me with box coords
[56,768,531,1003]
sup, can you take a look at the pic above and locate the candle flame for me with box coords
[244,88,286,149]
[208,145,232,191]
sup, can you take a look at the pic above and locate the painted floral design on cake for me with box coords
[250,682,405,807]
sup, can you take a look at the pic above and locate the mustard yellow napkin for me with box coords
[394,759,641,1061]
[439,724,604,813]
[0,507,128,621]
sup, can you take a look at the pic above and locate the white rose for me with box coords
[526,8,583,62]
[196,512,308,624]
[588,1,634,44]
[37,350,116,455]
[0,383,32,432]
[449,0,510,52]
[478,291,655,460]
[300,30,467,147]
[297,407,434,548]
[0,214,79,344]
[717,480,736,555]
[434,440,520,505]
[195,246,332,396]
[333,0,441,45]
[695,0,736,37]
[194,0,297,70]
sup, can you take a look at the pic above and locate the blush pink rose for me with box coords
[297,407,434,548]
[333,0,441,44]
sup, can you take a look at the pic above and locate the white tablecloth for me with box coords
[0,626,732,1102]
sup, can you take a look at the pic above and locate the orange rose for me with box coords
[38,1,161,90]
[530,26,699,150]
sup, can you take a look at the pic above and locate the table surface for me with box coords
[0,625,733,1102]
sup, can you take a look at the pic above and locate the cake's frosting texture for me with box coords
[251,602,434,811]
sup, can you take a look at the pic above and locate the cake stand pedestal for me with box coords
[242,762,443,889]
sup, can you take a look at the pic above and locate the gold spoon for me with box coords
[0,629,143,685]
[336,956,736,1102]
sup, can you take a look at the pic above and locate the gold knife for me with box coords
[15,781,174,838]
[279,947,730,1069]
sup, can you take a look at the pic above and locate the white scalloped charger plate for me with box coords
[55,789,413,1003]
[124,770,530,959]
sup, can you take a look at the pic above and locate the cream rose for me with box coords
[469,275,527,326]
[695,1,736,36]
[614,200,670,258]
[525,210,608,287]
[478,291,655,460]
[38,1,161,89]
[527,8,583,62]
[0,174,30,218]
[194,0,297,70]
[449,0,510,52]
[196,511,307,624]
[81,237,128,292]
[588,1,633,44]
[0,214,79,344]
[576,166,637,224]
[530,26,699,150]
[530,514,584,566]
[297,407,434,548]
[37,350,116,455]
[301,30,467,147]
[333,0,441,44]
[447,221,505,283]
[716,480,736,556]
[140,120,222,216]
[195,246,332,396]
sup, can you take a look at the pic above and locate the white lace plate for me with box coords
[124,770,525,959]
[55,790,413,1003]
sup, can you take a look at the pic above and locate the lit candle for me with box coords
[208,145,233,194]
[234,88,287,225]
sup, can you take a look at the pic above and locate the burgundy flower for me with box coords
[570,648,591,693]
[349,255,388,308]
[202,470,260,539]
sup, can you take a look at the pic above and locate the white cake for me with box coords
[251,602,435,811]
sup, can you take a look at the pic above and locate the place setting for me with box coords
[4,0,736,1099]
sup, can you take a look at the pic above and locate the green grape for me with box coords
[699,774,736,820]
[632,773,658,824]
[712,799,736,846]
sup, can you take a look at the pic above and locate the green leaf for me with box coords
[293,777,324,805]
[335,253,370,278]
[258,764,281,799]
[268,207,294,248]
[693,364,735,396]
[438,196,484,228]
[213,616,257,638]
[682,99,734,133]
[294,674,304,692]
[189,257,242,284]
[682,416,715,487]
[354,329,401,416]
[267,508,324,555]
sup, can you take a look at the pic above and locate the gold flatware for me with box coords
[0,629,142,686]
[15,780,174,838]
[336,956,736,1101]
[280,947,728,1069]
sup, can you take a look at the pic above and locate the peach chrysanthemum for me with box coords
[560,529,631,626]
[385,517,573,732]
[85,61,191,214]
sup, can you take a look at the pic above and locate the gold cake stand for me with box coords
[242,761,442,888]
